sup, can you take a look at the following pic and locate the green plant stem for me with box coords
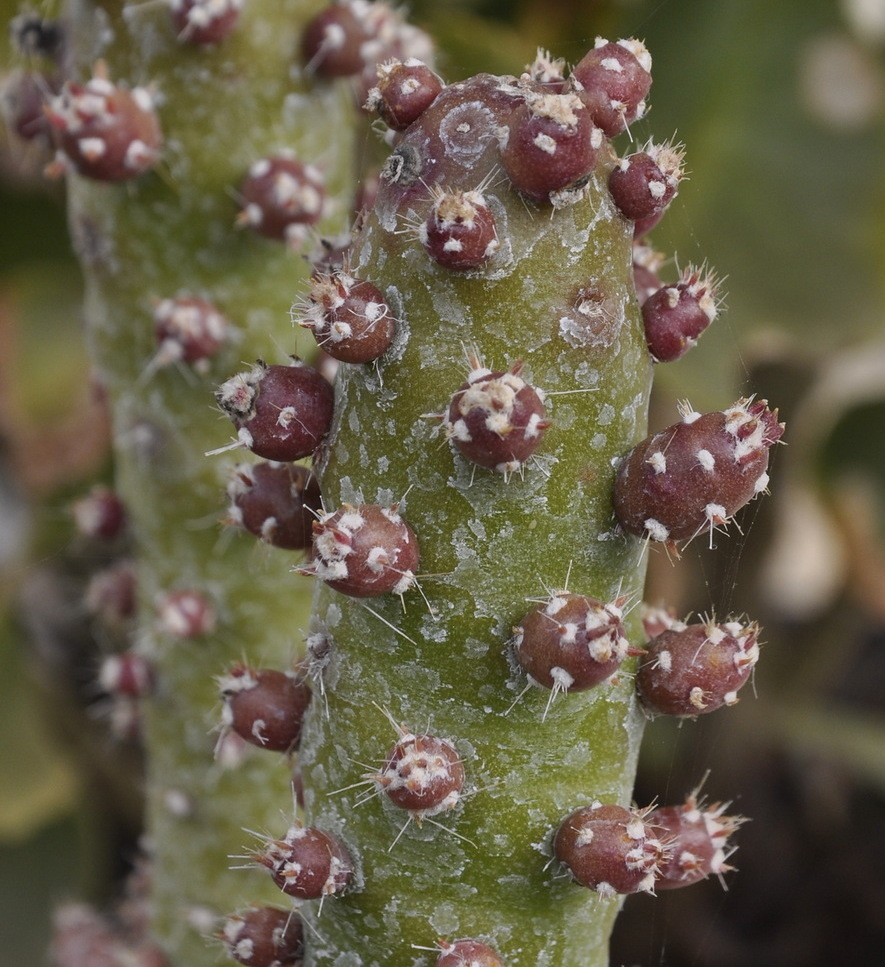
[63,1,354,962]
[300,165,652,966]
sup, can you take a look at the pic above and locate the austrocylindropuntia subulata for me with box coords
[282,27,786,966]
[44,0,783,962]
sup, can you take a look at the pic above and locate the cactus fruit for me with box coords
[38,0,784,964]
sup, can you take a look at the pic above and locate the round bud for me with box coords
[307,503,419,598]
[514,593,630,693]
[435,939,504,967]
[636,618,760,717]
[609,141,685,222]
[301,2,374,77]
[298,272,396,363]
[170,0,241,46]
[71,485,127,541]
[648,797,743,890]
[215,359,334,461]
[568,38,652,137]
[220,906,303,967]
[239,156,326,243]
[155,589,215,638]
[227,461,321,550]
[500,92,601,202]
[443,362,549,474]
[220,664,311,753]
[420,188,499,270]
[256,824,353,900]
[375,732,464,818]
[642,265,719,363]
[366,58,444,130]
[153,295,229,369]
[613,399,784,545]
[553,802,665,897]
[46,74,161,181]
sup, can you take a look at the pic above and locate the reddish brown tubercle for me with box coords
[220,905,303,967]
[215,359,334,461]
[443,360,549,475]
[612,398,784,545]
[513,593,630,694]
[373,731,465,819]
[46,72,161,181]
[636,617,760,717]
[553,801,665,897]
[227,461,321,550]
[219,663,311,753]
[303,503,419,598]
[256,824,353,900]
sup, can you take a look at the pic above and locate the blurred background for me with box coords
[2,0,885,964]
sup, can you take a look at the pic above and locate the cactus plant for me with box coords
[4,3,786,966]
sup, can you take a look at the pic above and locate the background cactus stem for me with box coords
[62,1,355,963]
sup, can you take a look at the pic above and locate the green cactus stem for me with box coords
[295,64,653,967]
[60,1,355,962]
